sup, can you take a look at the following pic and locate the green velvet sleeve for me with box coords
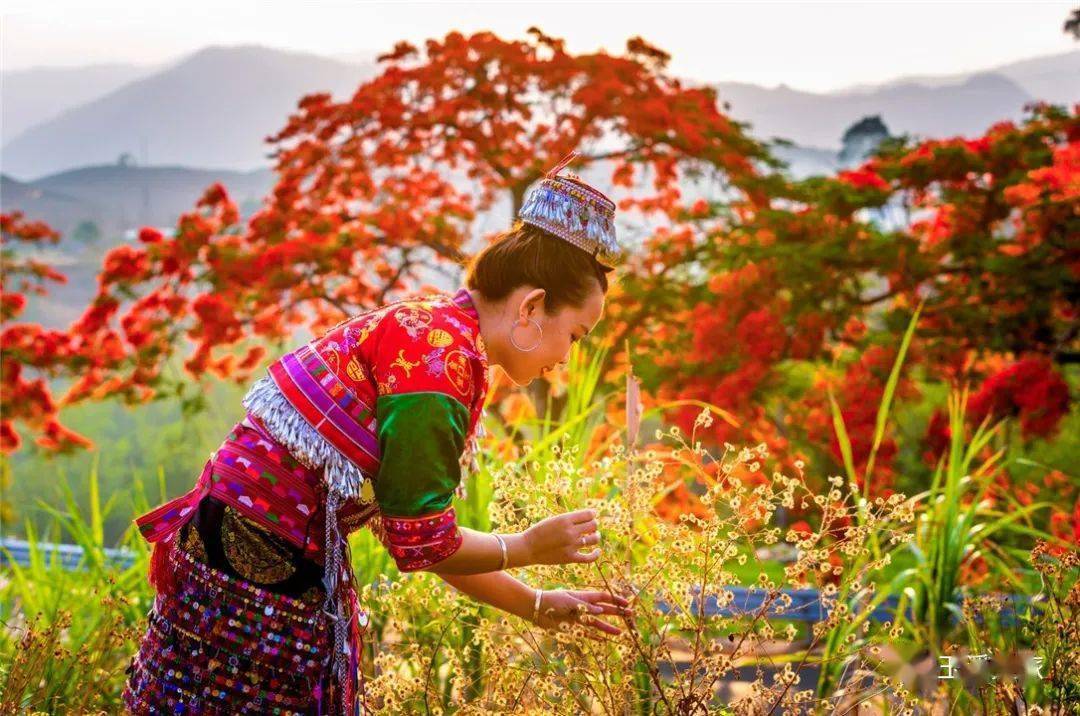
[373,392,471,517]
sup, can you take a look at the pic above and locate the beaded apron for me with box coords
[122,531,367,715]
[127,417,373,714]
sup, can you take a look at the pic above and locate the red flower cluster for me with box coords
[804,345,918,494]
[1,212,92,451]
[1049,496,1080,547]
[837,165,889,191]
[968,357,1070,438]
[100,245,152,283]
[922,408,951,464]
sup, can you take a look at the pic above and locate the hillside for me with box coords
[715,72,1033,149]
[836,49,1080,106]
[1,62,155,145]
[3,46,1075,179]
[1,45,375,180]
[2,164,274,328]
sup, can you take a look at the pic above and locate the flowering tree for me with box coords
[0,28,773,453]
[0,212,95,452]
[612,103,1078,488]
[3,26,1075,498]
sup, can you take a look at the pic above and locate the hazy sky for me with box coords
[3,1,1076,92]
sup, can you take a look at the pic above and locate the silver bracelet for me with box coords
[532,587,543,622]
[494,533,508,571]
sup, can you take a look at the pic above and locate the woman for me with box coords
[122,152,630,715]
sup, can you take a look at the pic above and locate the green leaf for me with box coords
[863,302,922,482]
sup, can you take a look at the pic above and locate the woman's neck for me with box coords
[464,288,506,369]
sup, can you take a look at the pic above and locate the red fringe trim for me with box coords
[147,538,178,597]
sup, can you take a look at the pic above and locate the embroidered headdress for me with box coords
[517,150,624,268]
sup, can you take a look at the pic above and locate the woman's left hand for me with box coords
[532,589,632,638]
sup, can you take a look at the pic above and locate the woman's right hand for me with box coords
[521,508,601,566]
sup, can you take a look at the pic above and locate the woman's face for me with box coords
[497,284,605,386]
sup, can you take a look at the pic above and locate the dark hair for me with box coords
[464,220,613,313]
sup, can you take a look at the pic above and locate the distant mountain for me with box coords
[996,50,1080,106]
[1,173,98,235]
[837,49,1080,106]
[1,45,376,180]
[2,163,273,237]
[31,163,274,233]
[716,72,1033,149]
[3,45,1074,181]
[1,163,275,328]
[1,62,157,146]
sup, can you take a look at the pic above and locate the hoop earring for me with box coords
[510,319,543,352]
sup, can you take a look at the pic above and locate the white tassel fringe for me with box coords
[241,374,366,500]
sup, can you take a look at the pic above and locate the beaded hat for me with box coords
[518,150,624,269]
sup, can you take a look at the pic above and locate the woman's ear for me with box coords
[520,288,547,320]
